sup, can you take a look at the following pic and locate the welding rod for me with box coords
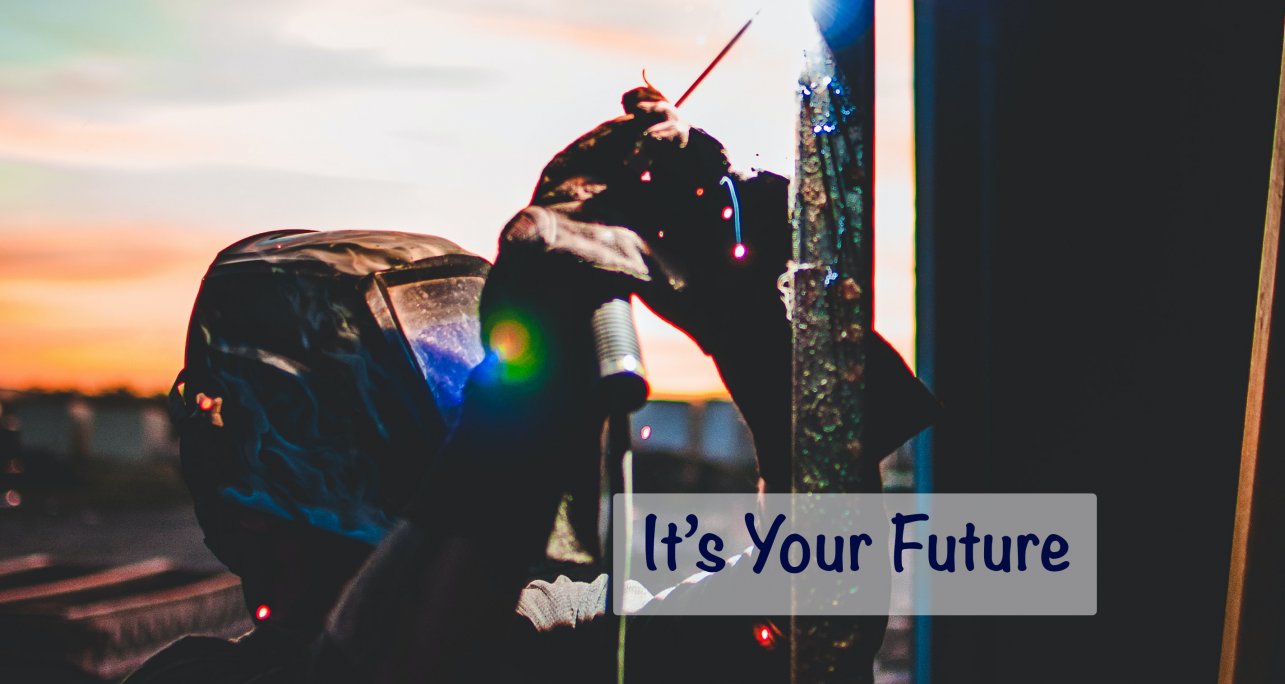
[674,9,762,108]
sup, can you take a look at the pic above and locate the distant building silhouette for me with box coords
[1,391,175,463]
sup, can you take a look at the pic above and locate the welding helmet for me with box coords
[169,230,490,560]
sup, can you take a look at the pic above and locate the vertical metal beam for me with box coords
[1220,31,1285,684]
[790,0,876,679]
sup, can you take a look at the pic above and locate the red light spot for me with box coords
[695,187,705,196]
[721,206,734,220]
[255,604,271,621]
[199,396,214,411]
[753,622,777,649]
[639,170,652,182]
[732,243,748,260]
[4,489,21,508]
[657,230,665,239]
[640,425,652,440]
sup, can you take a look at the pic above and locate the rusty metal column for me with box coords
[789,3,879,681]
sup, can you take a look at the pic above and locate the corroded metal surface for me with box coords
[790,39,879,683]
[792,44,872,496]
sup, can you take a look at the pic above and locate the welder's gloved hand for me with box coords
[532,86,941,493]
[532,85,690,209]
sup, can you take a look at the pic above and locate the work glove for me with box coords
[533,87,940,493]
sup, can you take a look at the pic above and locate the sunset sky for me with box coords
[0,0,914,397]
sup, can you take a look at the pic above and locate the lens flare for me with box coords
[490,320,531,363]
[255,604,271,621]
[484,312,545,384]
[639,170,652,183]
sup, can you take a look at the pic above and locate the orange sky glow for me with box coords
[0,0,914,398]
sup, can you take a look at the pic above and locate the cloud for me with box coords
[0,0,486,115]
[0,158,452,236]
[0,110,196,169]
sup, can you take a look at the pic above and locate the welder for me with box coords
[126,87,937,683]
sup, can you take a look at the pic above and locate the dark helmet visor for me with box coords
[174,231,490,545]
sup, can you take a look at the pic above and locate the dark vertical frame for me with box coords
[913,1,1283,682]
[911,2,937,680]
